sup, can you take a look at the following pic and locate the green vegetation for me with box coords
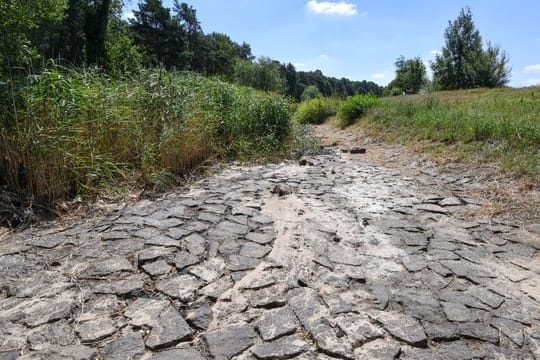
[293,98,340,125]
[385,56,427,96]
[365,88,540,176]
[0,68,291,206]
[431,7,510,90]
[337,94,380,126]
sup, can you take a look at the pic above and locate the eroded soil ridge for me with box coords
[1,144,539,359]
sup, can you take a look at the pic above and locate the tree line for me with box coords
[385,7,511,95]
[0,0,381,100]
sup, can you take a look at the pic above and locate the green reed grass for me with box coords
[0,67,292,206]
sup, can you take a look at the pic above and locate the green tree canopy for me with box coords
[431,7,510,90]
[387,56,427,95]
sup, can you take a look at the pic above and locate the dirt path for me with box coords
[1,125,539,359]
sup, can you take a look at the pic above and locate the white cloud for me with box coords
[430,49,441,56]
[319,54,329,59]
[293,62,306,69]
[523,79,540,86]
[371,72,386,80]
[524,64,540,73]
[307,1,357,16]
[122,11,135,21]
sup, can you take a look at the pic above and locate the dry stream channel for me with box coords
[1,134,539,359]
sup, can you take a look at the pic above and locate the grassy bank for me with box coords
[362,87,540,176]
[0,68,291,219]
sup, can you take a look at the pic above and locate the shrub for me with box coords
[293,98,341,125]
[337,93,380,126]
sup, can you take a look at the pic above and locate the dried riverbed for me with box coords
[1,132,539,359]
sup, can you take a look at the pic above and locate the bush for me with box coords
[0,67,292,209]
[293,98,340,125]
[337,93,380,126]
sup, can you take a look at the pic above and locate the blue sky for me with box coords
[123,0,540,87]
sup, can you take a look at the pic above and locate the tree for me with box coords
[301,85,323,101]
[0,0,67,71]
[387,56,427,95]
[431,7,510,90]
[234,57,286,93]
[131,0,187,68]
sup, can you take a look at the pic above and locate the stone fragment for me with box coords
[199,276,234,301]
[327,245,363,266]
[76,318,117,343]
[526,223,540,234]
[22,297,75,328]
[188,264,223,283]
[183,233,207,256]
[94,274,146,295]
[198,211,222,223]
[336,314,385,347]
[247,283,288,308]
[312,323,355,359]
[219,239,241,255]
[81,257,133,277]
[216,221,249,236]
[155,275,202,302]
[18,344,95,360]
[228,255,261,271]
[490,316,524,347]
[246,231,275,245]
[27,320,76,350]
[350,147,367,154]
[101,331,145,360]
[142,260,173,277]
[439,197,463,206]
[137,247,174,263]
[371,284,389,310]
[354,338,401,360]
[442,302,476,322]
[124,298,169,327]
[145,306,192,350]
[465,286,505,309]
[205,323,257,359]
[271,184,293,197]
[149,346,205,360]
[173,251,200,270]
[167,227,192,239]
[371,312,427,347]
[456,321,499,344]
[145,235,179,247]
[256,306,299,341]
[322,294,353,315]
[240,242,272,258]
[416,204,449,214]
[15,271,73,298]
[251,334,310,359]
[186,305,212,330]
[240,273,276,290]
[29,235,76,249]
[400,255,427,272]
[1,322,28,351]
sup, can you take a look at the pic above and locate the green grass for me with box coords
[362,87,540,176]
[292,97,341,125]
[0,67,292,209]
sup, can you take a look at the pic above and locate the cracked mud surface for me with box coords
[1,128,540,359]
